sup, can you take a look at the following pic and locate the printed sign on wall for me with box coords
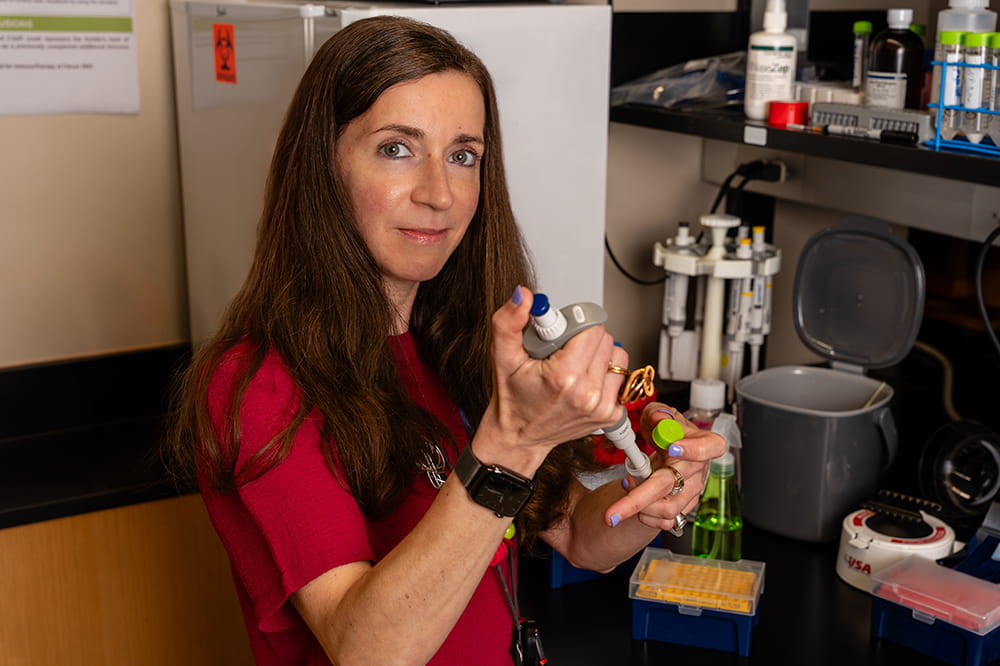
[0,0,139,114]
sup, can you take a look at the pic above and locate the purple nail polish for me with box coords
[621,478,629,490]
[511,285,523,305]
[668,444,684,457]
[610,514,621,527]
[655,408,675,418]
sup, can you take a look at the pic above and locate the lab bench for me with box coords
[519,524,957,666]
[0,342,991,666]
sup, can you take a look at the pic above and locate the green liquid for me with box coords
[691,501,743,561]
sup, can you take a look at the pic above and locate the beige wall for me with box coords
[0,0,187,370]
[0,0,966,373]
[601,125,836,377]
[603,123,715,369]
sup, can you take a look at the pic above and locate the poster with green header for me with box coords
[0,0,138,114]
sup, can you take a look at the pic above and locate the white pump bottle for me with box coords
[744,0,797,121]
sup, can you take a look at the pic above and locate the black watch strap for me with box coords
[454,447,535,518]
[453,445,483,487]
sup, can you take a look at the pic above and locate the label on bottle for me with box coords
[865,71,907,108]
[746,45,795,103]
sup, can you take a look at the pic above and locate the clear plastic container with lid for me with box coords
[873,555,1000,633]
[629,548,766,656]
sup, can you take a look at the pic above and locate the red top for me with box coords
[199,333,514,665]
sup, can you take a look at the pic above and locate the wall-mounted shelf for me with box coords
[610,104,1000,189]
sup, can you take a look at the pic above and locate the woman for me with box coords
[168,15,723,666]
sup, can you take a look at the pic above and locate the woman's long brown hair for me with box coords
[166,15,603,540]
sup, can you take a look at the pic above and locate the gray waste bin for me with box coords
[735,216,924,542]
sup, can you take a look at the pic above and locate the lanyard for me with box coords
[494,542,519,627]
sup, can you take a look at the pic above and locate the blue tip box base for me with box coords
[631,598,759,656]
[871,596,1000,666]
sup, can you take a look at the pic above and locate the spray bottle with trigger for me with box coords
[522,295,685,503]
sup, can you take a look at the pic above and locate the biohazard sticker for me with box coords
[213,23,236,84]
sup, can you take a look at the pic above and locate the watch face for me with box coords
[478,467,533,516]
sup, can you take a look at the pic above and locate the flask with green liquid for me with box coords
[691,449,743,561]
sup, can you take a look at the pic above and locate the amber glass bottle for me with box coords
[867,8,926,109]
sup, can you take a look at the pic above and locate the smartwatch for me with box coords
[453,447,535,518]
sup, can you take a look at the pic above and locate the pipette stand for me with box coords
[653,214,781,400]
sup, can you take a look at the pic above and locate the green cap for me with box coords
[940,30,966,45]
[988,32,1000,48]
[651,418,684,450]
[963,31,991,47]
[853,20,872,34]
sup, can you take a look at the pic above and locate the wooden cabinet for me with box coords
[0,494,253,666]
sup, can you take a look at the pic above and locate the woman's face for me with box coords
[336,71,485,307]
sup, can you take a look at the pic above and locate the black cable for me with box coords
[710,160,774,214]
[710,170,739,214]
[974,224,1000,359]
[604,235,666,286]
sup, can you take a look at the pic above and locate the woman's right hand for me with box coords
[472,286,629,476]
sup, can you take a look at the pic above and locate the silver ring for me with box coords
[668,512,688,537]
[665,465,684,496]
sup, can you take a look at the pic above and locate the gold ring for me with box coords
[607,363,629,376]
[619,365,655,404]
[665,465,684,496]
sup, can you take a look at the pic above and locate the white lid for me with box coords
[948,0,989,8]
[887,8,913,29]
[763,0,787,32]
[690,377,726,411]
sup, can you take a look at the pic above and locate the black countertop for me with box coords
[0,345,191,530]
[0,414,187,530]
[519,524,959,666]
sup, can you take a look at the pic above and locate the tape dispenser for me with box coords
[836,490,960,592]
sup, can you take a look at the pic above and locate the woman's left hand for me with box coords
[603,403,727,530]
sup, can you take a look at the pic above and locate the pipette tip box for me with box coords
[870,555,1000,666]
[628,547,765,656]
